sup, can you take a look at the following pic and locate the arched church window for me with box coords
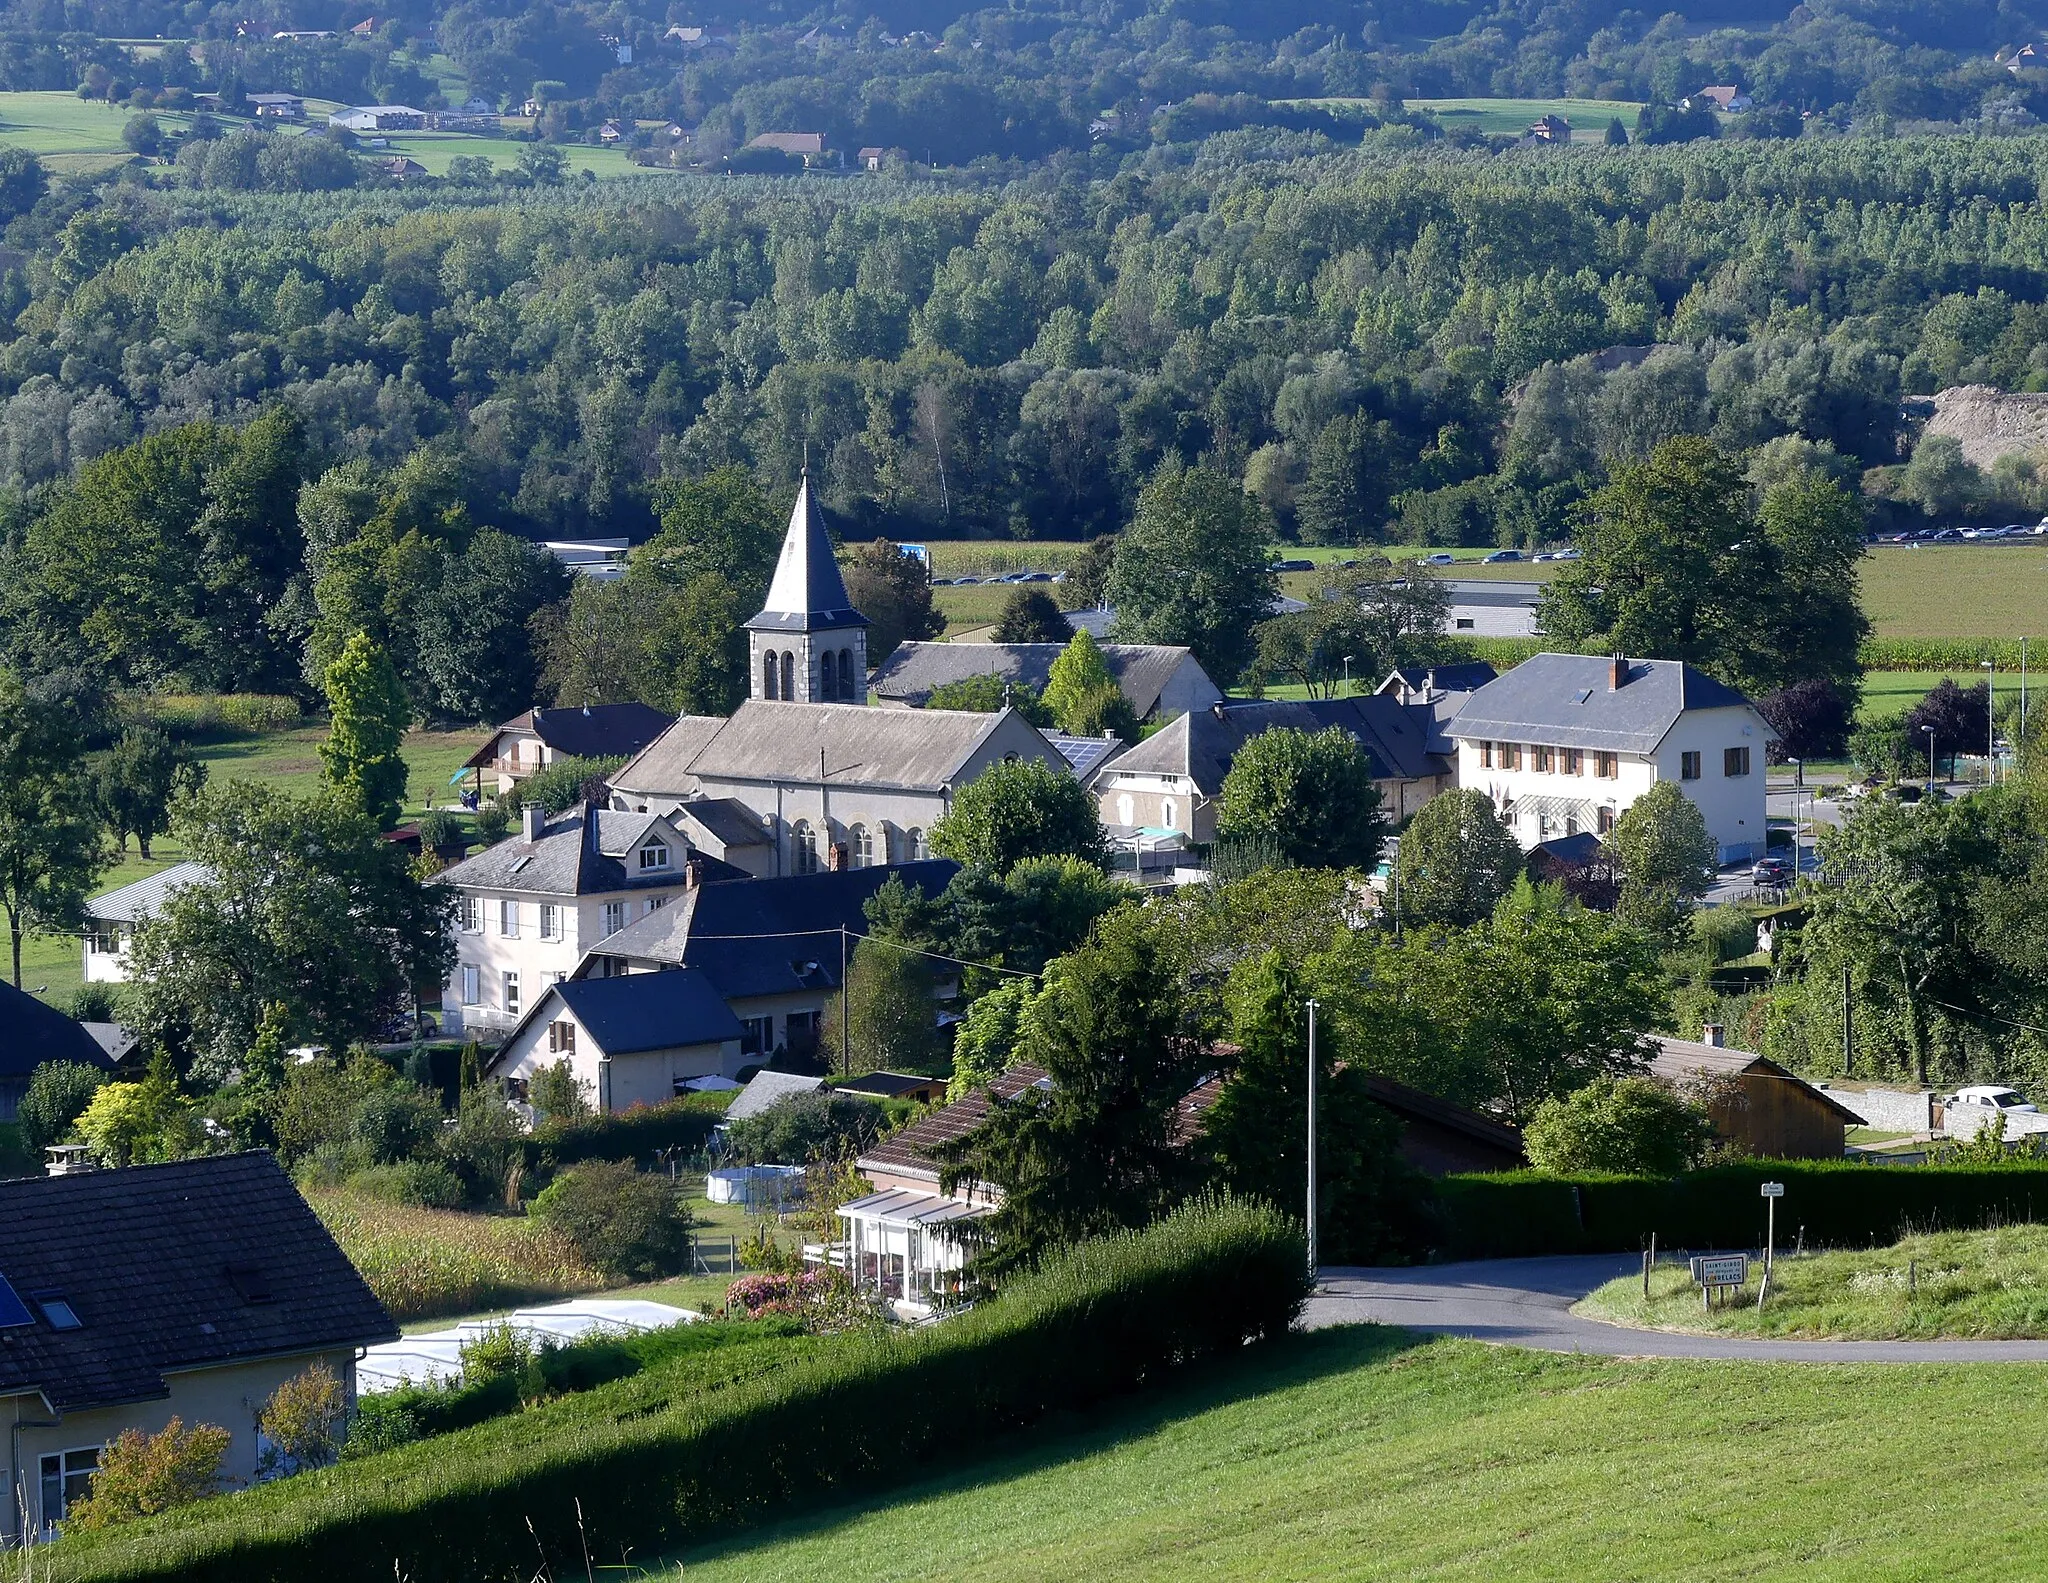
[790,820,818,875]
[781,652,794,700]
[820,649,836,701]
[762,650,779,700]
[839,649,855,699]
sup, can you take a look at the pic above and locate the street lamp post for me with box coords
[1787,761,1802,875]
[1981,660,1996,783]
[1305,997,1319,1281]
[1342,654,1354,698]
[1923,724,1937,800]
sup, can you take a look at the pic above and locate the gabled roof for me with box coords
[546,971,744,1055]
[1102,696,1440,793]
[86,860,209,924]
[436,806,693,897]
[859,1064,1050,1184]
[1646,1035,1862,1122]
[869,641,1212,719]
[466,703,674,768]
[1043,730,1124,784]
[1360,1074,1527,1159]
[0,1153,395,1413]
[582,860,959,999]
[0,981,118,1081]
[746,472,866,634]
[611,714,728,798]
[1446,654,1759,754]
[1379,661,1499,697]
[685,700,1042,792]
[725,1069,826,1120]
[673,797,772,849]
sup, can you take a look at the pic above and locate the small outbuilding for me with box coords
[0,982,117,1121]
[1647,1032,1857,1158]
[1360,1074,1528,1175]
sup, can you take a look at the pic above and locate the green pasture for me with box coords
[18,724,485,1008]
[0,90,185,154]
[1299,94,1643,142]
[1858,543,2048,640]
[662,1324,2048,1581]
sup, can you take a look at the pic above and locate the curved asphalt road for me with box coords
[1305,1255,2048,1362]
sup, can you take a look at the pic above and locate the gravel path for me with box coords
[1304,1255,2048,1362]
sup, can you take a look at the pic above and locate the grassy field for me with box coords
[1859,543,2048,640]
[1579,1223,2048,1339]
[1298,94,1644,142]
[18,723,484,1009]
[660,1324,2048,1581]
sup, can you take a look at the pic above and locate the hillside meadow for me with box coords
[661,1325,2048,1581]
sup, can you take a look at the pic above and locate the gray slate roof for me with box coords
[675,796,772,849]
[0,1153,396,1413]
[581,860,960,1000]
[0,981,117,1080]
[436,805,692,897]
[612,714,727,798]
[870,641,1206,719]
[1381,662,1499,696]
[725,1069,826,1120]
[1447,654,1757,754]
[746,473,867,635]
[685,700,1019,791]
[550,970,744,1053]
[1104,697,1441,794]
[1441,580,1543,609]
[464,703,673,768]
[86,860,210,924]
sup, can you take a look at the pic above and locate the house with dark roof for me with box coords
[0,983,116,1121]
[0,1153,395,1540]
[1647,1031,1856,1158]
[1376,661,1498,705]
[1448,653,1773,861]
[81,860,210,985]
[869,641,1221,722]
[1090,696,1454,852]
[1359,1075,1527,1174]
[462,702,674,798]
[488,970,746,1109]
[435,805,743,1038]
[573,859,959,1066]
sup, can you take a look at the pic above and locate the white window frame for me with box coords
[460,965,481,1006]
[539,903,560,940]
[498,898,519,937]
[39,1446,99,1529]
[637,841,670,872]
[602,901,626,936]
[503,971,520,1018]
[456,895,480,933]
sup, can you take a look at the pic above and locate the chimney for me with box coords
[685,854,704,890]
[1609,653,1628,691]
[1211,700,1227,722]
[1701,1023,1724,1048]
[44,1144,95,1176]
[828,842,847,872]
[520,803,545,843]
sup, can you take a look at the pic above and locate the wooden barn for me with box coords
[1647,1032,1856,1159]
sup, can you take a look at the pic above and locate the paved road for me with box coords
[1305,1256,2048,1362]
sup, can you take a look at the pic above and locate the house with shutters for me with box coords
[461,702,673,799]
[1446,653,1772,861]
[434,805,740,1037]
[607,474,1067,874]
[485,970,747,1109]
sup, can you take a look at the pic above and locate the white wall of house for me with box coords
[1455,703,1766,862]
[4,1348,358,1540]
[1153,658,1225,718]
[1444,602,1538,637]
[81,924,133,984]
[492,1001,741,1111]
[1097,767,1448,843]
[442,887,681,1036]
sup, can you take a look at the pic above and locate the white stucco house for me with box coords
[486,970,746,1110]
[80,862,210,984]
[1440,579,1542,637]
[1446,653,1773,862]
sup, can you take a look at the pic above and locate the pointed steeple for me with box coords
[746,471,868,634]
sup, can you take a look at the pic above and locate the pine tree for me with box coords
[319,632,410,830]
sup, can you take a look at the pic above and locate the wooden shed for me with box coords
[1361,1074,1528,1175]
[1646,1033,1856,1159]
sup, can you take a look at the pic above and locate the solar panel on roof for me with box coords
[0,1274,35,1330]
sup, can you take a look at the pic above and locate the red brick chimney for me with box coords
[1609,653,1629,691]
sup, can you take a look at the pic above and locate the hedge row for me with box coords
[53,1195,1307,1583]
[1859,638,2034,673]
[1435,1160,2048,1259]
[520,1092,729,1174]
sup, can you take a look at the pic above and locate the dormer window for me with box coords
[34,1293,81,1330]
[637,841,670,872]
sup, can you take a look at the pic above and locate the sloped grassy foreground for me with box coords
[659,1330,2048,1583]
[49,1197,1305,1583]
[1577,1223,2048,1339]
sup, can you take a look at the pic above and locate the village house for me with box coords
[1376,661,1499,705]
[434,805,731,1038]
[245,92,304,118]
[570,859,960,1068]
[870,641,1221,722]
[1683,85,1752,112]
[1091,695,1454,856]
[1447,653,1773,861]
[461,701,673,799]
[485,970,746,1109]
[0,983,116,1122]
[327,105,427,131]
[0,1154,394,1542]
[1526,113,1570,142]
[1439,579,1542,636]
[746,131,829,165]
[80,861,209,984]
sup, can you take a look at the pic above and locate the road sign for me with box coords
[1761,1182,1785,1198]
[1692,1254,1749,1287]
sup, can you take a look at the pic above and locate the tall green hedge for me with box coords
[1436,1161,2048,1259]
[51,1196,1305,1583]
[520,1093,729,1175]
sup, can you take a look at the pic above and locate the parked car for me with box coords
[1752,855,1793,886]
[1416,553,1455,566]
[1481,549,1521,563]
[1932,527,1965,541]
[1271,558,1313,571]
[1947,1086,2037,1114]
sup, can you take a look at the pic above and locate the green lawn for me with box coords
[0,90,184,155]
[1299,94,1644,142]
[1859,543,2048,640]
[1579,1223,2048,1339]
[658,1324,2048,1581]
[19,724,485,1009]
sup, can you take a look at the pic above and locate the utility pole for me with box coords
[1305,997,1319,1281]
[1842,963,1853,1076]
[839,925,850,1077]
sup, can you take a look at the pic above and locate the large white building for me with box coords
[1446,653,1773,863]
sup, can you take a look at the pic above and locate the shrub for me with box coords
[528,1058,592,1126]
[141,693,301,739]
[523,1094,724,1175]
[70,981,122,1023]
[64,1418,231,1531]
[16,1060,108,1153]
[345,1159,465,1209]
[258,1364,346,1479]
[723,1268,870,1332]
[721,1089,886,1165]
[1523,1077,1716,1175]
[531,1161,693,1281]
[457,1325,538,1384]
[51,1196,1302,1583]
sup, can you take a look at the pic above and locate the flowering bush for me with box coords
[723,1268,869,1332]
[65,1418,231,1530]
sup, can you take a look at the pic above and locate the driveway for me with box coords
[1306,1256,2048,1362]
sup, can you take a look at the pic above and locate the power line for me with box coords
[642,925,1041,980]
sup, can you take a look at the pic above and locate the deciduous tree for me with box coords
[1396,788,1524,927]
[320,632,410,830]
[1107,462,1277,685]
[1604,781,1719,940]
[1217,725,1385,871]
[932,757,1110,873]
